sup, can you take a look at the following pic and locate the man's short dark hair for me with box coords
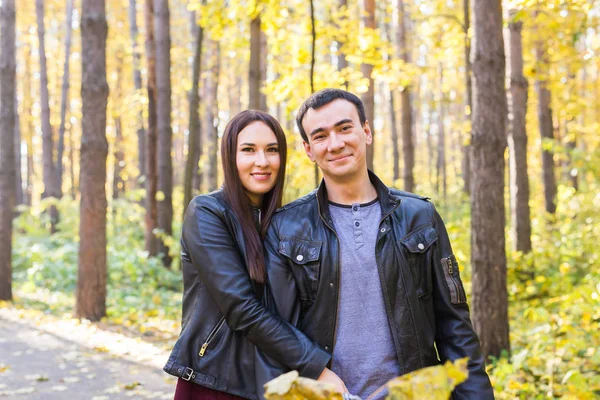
[295,88,367,142]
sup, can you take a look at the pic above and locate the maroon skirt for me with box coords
[174,378,248,400]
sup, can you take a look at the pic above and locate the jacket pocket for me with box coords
[441,254,467,304]
[199,316,226,357]
[400,224,438,298]
[278,237,322,302]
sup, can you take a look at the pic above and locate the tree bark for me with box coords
[249,13,266,111]
[204,38,220,192]
[390,89,400,184]
[397,0,414,192]
[154,0,173,267]
[128,0,146,181]
[76,0,109,321]
[36,0,59,232]
[0,0,17,301]
[24,44,34,206]
[144,0,158,255]
[336,0,348,88]
[112,117,125,199]
[309,0,319,187]
[534,42,557,214]
[470,0,510,360]
[362,0,375,171]
[57,0,74,199]
[437,63,446,200]
[14,89,24,206]
[184,18,203,214]
[507,12,532,253]
[462,0,472,194]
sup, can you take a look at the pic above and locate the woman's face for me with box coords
[236,121,281,206]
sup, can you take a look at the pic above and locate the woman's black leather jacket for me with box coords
[163,190,330,399]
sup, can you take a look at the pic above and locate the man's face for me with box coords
[301,99,372,182]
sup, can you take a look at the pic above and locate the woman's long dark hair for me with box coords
[221,110,287,284]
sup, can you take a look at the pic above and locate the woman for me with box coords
[163,110,338,399]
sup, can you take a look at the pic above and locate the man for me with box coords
[264,88,494,399]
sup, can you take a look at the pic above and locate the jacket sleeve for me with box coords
[183,196,330,379]
[430,205,495,399]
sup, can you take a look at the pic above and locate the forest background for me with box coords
[0,0,599,398]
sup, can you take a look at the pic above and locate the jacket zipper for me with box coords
[447,258,465,303]
[317,199,341,363]
[199,317,226,357]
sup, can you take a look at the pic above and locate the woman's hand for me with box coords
[317,367,348,393]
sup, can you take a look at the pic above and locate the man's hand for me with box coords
[317,367,348,393]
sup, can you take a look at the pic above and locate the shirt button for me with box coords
[355,221,360,227]
[296,254,304,262]
[329,282,334,288]
[352,205,358,212]
[417,243,425,250]
[325,345,330,351]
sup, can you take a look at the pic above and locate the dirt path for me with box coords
[0,307,176,399]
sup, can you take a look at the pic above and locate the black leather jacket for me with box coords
[163,190,330,399]
[264,171,494,399]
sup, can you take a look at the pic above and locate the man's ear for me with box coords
[303,140,316,162]
[363,120,373,145]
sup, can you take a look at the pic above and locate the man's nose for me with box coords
[328,133,345,151]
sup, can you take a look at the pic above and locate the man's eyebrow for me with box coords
[309,119,353,137]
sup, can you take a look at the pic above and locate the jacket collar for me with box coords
[316,170,401,223]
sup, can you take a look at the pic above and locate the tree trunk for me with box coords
[68,123,76,198]
[76,0,109,321]
[154,0,173,267]
[507,12,532,253]
[309,0,319,187]
[14,89,24,206]
[0,0,17,301]
[397,0,414,192]
[437,63,446,200]
[184,19,203,214]
[535,44,557,214]
[36,0,59,232]
[24,44,34,206]
[112,117,125,199]
[128,0,146,181]
[470,0,510,360]
[249,13,266,111]
[361,0,375,171]
[390,89,400,183]
[336,0,348,88]
[462,0,472,194]
[57,0,74,199]
[204,38,220,192]
[144,0,158,256]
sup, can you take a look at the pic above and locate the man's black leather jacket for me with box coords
[264,171,494,399]
[163,190,330,399]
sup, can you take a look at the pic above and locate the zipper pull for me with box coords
[199,342,208,357]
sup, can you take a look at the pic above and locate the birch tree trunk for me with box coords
[462,0,472,194]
